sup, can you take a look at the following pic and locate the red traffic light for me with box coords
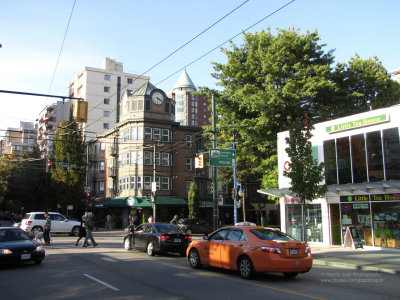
[86,192,91,198]
[47,162,52,167]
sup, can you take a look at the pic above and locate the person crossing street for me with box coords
[82,212,98,247]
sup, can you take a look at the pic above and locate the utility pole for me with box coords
[152,143,157,221]
[212,94,218,230]
[232,131,238,224]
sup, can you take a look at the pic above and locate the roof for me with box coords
[133,81,156,96]
[173,69,196,92]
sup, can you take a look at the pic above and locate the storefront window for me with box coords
[340,201,372,246]
[285,204,323,242]
[383,127,400,180]
[351,134,367,183]
[337,137,352,184]
[366,131,384,181]
[323,139,337,184]
[372,201,400,248]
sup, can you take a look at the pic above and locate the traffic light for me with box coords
[46,161,52,173]
[86,192,91,198]
[195,154,204,168]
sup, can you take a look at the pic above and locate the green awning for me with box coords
[155,196,187,205]
[94,196,152,208]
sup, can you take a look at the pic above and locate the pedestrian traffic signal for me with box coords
[195,154,204,168]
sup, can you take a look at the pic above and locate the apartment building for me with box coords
[36,101,70,157]
[68,57,149,139]
[1,121,37,155]
[169,69,211,127]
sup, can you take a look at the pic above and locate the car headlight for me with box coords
[0,249,13,255]
[35,245,44,252]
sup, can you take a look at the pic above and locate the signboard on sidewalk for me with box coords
[210,148,236,167]
[343,226,363,249]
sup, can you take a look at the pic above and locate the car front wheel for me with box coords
[147,241,155,256]
[188,249,201,268]
[71,226,80,236]
[238,256,254,279]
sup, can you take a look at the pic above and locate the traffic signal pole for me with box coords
[212,94,218,231]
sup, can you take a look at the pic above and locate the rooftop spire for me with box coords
[173,68,196,92]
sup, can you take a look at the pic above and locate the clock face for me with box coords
[151,91,165,104]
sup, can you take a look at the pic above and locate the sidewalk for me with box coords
[310,244,400,275]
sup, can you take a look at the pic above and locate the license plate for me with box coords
[21,254,31,260]
[289,249,298,255]
[174,238,181,243]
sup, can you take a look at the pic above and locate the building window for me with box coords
[162,129,170,142]
[103,123,110,130]
[144,151,152,165]
[127,78,133,84]
[351,134,367,183]
[383,127,400,180]
[153,128,160,141]
[104,74,111,81]
[366,131,384,181]
[104,111,110,117]
[143,176,152,190]
[185,157,193,171]
[137,127,143,140]
[104,86,111,92]
[137,176,142,190]
[130,176,136,190]
[161,152,170,166]
[99,181,105,192]
[323,139,337,185]
[161,177,170,190]
[337,137,351,184]
[144,127,152,141]
[130,151,137,165]
[185,135,193,148]
[104,98,110,105]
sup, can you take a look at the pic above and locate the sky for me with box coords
[1,0,399,134]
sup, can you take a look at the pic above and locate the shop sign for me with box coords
[126,197,135,207]
[326,114,388,133]
[341,204,352,211]
[340,195,368,202]
[353,203,369,209]
[285,198,300,204]
[371,194,400,201]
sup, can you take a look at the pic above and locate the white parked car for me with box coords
[20,212,81,236]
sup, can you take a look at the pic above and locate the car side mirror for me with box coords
[203,234,209,240]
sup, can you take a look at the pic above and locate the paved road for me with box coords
[0,231,398,300]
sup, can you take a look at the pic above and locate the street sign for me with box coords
[58,163,75,168]
[84,186,91,193]
[210,148,236,167]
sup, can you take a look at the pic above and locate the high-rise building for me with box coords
[169,69,211,127]
[36,101,70,157]
[68,58,149,139]
[391,68,400,83]
[1,121,37,155]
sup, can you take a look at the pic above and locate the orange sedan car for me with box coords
[186,225,312,279]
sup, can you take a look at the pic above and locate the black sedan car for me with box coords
[0,227,45,265]
[177,218,213,235]
[123,223,191,256]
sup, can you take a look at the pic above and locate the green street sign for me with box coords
[210,148,236,167]
[58,163,75,168]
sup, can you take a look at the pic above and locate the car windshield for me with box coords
[155,224,184,233]
[0,229,31,242]
[250,228,294,241]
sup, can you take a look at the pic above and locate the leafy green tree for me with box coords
[0,153,20,210]
[52,121,86,215]
[212,28,335,191]
[188,182,200,219]
[283,115,327,241]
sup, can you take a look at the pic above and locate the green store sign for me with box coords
[340,193,400,202]
[326,114,388,133]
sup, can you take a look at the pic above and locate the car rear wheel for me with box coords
[124,238,132,250]
[283,272,298,278]
[188,249,201,268]
[238,256,254,279]
[71,226,80,236]
[147,241,155,256]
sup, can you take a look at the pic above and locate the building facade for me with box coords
[1,121,37,155]
[36,101,70,157]
[260,105,400,248]
[169,69,211,127]
[68,57,149,140]
[88,82,210,228]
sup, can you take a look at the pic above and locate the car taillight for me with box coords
[25,221,32,226]
[185,235,192,242]
[261,246,282,254]
[305,246,311,254]
[158,235,170,242]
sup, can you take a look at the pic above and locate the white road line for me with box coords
[83,274,120,291]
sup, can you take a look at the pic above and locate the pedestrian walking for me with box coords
[43,212,51,246]
[75,216,90,246]
[82,212,98,247]
[170,214,179,225]
[148,215,153,223]
[105,214,111,230]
